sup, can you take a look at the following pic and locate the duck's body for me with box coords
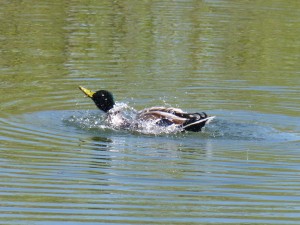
[79,86,214,132]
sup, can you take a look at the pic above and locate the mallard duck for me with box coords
[79,86,214,132]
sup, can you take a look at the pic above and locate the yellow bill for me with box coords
[79,86,95,98]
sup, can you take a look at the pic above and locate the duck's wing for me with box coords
[138,107,214,132]
[137,109,187,125]
[139,106,185,114]
[139,106,206,120]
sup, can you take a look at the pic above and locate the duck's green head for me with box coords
[79,86,115,113]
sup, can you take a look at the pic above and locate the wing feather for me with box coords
[137,110,187,125]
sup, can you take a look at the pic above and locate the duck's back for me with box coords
[137,106,214,132]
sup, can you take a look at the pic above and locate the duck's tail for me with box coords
[182,113,215,132]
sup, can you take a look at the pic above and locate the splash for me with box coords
[131,119,182,135]
[64,107,299,142]
[67,103,183,135]
[66,111,108,130]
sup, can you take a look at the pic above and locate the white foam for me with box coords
[107,103,183,134]
[69,103,212,135]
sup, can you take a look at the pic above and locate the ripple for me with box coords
[1,109,297,155]
[60,107,299,142]
[0,109,300,224]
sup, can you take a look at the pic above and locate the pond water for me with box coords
[1,1,300,224]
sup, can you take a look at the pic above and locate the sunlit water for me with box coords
[1,0,300,224]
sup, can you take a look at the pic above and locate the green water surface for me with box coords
[0,1,299,224]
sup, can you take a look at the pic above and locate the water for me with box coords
[1,0,300,224]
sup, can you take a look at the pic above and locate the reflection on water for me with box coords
[1,0,300,224]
